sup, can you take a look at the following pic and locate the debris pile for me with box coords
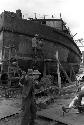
[35,75,59,110]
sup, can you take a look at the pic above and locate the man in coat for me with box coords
[20,69,36,125]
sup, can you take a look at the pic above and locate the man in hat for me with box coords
[20,69,36,125]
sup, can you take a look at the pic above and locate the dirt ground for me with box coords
[0,89,83,125]
[0,96,52,125]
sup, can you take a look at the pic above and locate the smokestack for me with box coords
[16,9,22,19]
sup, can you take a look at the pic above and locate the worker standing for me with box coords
[30,69,41,125]
[20,69,36,125]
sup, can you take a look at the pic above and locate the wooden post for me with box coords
[55,51,61,93]
[55,50,72,88]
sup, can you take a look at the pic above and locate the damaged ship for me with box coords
[0,9,82,81]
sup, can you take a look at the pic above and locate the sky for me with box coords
[0,0,84,51]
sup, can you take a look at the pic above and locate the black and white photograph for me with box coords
[0,0,84,125]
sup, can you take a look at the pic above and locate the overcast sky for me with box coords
[0,0,84,51]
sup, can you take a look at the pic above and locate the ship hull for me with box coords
[0,10,81,81]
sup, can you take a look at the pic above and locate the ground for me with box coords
[0,85,84,125]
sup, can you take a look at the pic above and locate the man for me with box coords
[20,69,36,125]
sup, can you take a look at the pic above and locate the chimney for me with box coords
[16,9,22,19]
